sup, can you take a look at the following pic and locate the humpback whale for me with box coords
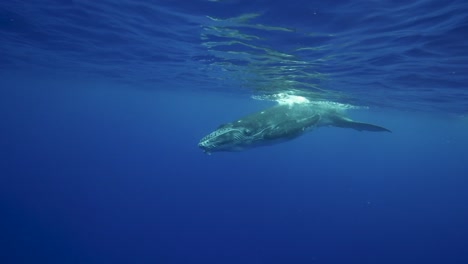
[198,101,390,154]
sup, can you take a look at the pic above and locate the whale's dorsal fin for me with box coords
[331,116,391,132]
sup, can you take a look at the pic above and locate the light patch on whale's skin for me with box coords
[276,94,310,105]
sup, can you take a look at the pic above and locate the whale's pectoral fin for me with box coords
[332,116,391,133]
[264,114,321,140]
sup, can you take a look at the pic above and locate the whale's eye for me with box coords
[243,129,252,136]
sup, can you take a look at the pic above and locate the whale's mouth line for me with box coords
[198,128,245,147]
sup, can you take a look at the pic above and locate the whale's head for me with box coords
[198,124,255,154]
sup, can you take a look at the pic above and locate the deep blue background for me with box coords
[1,1,468,263]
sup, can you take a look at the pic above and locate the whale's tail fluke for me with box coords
[331,116,392,133]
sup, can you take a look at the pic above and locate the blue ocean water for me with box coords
[1,0,468,263]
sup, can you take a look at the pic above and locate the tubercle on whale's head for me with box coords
[198,125,250,154]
